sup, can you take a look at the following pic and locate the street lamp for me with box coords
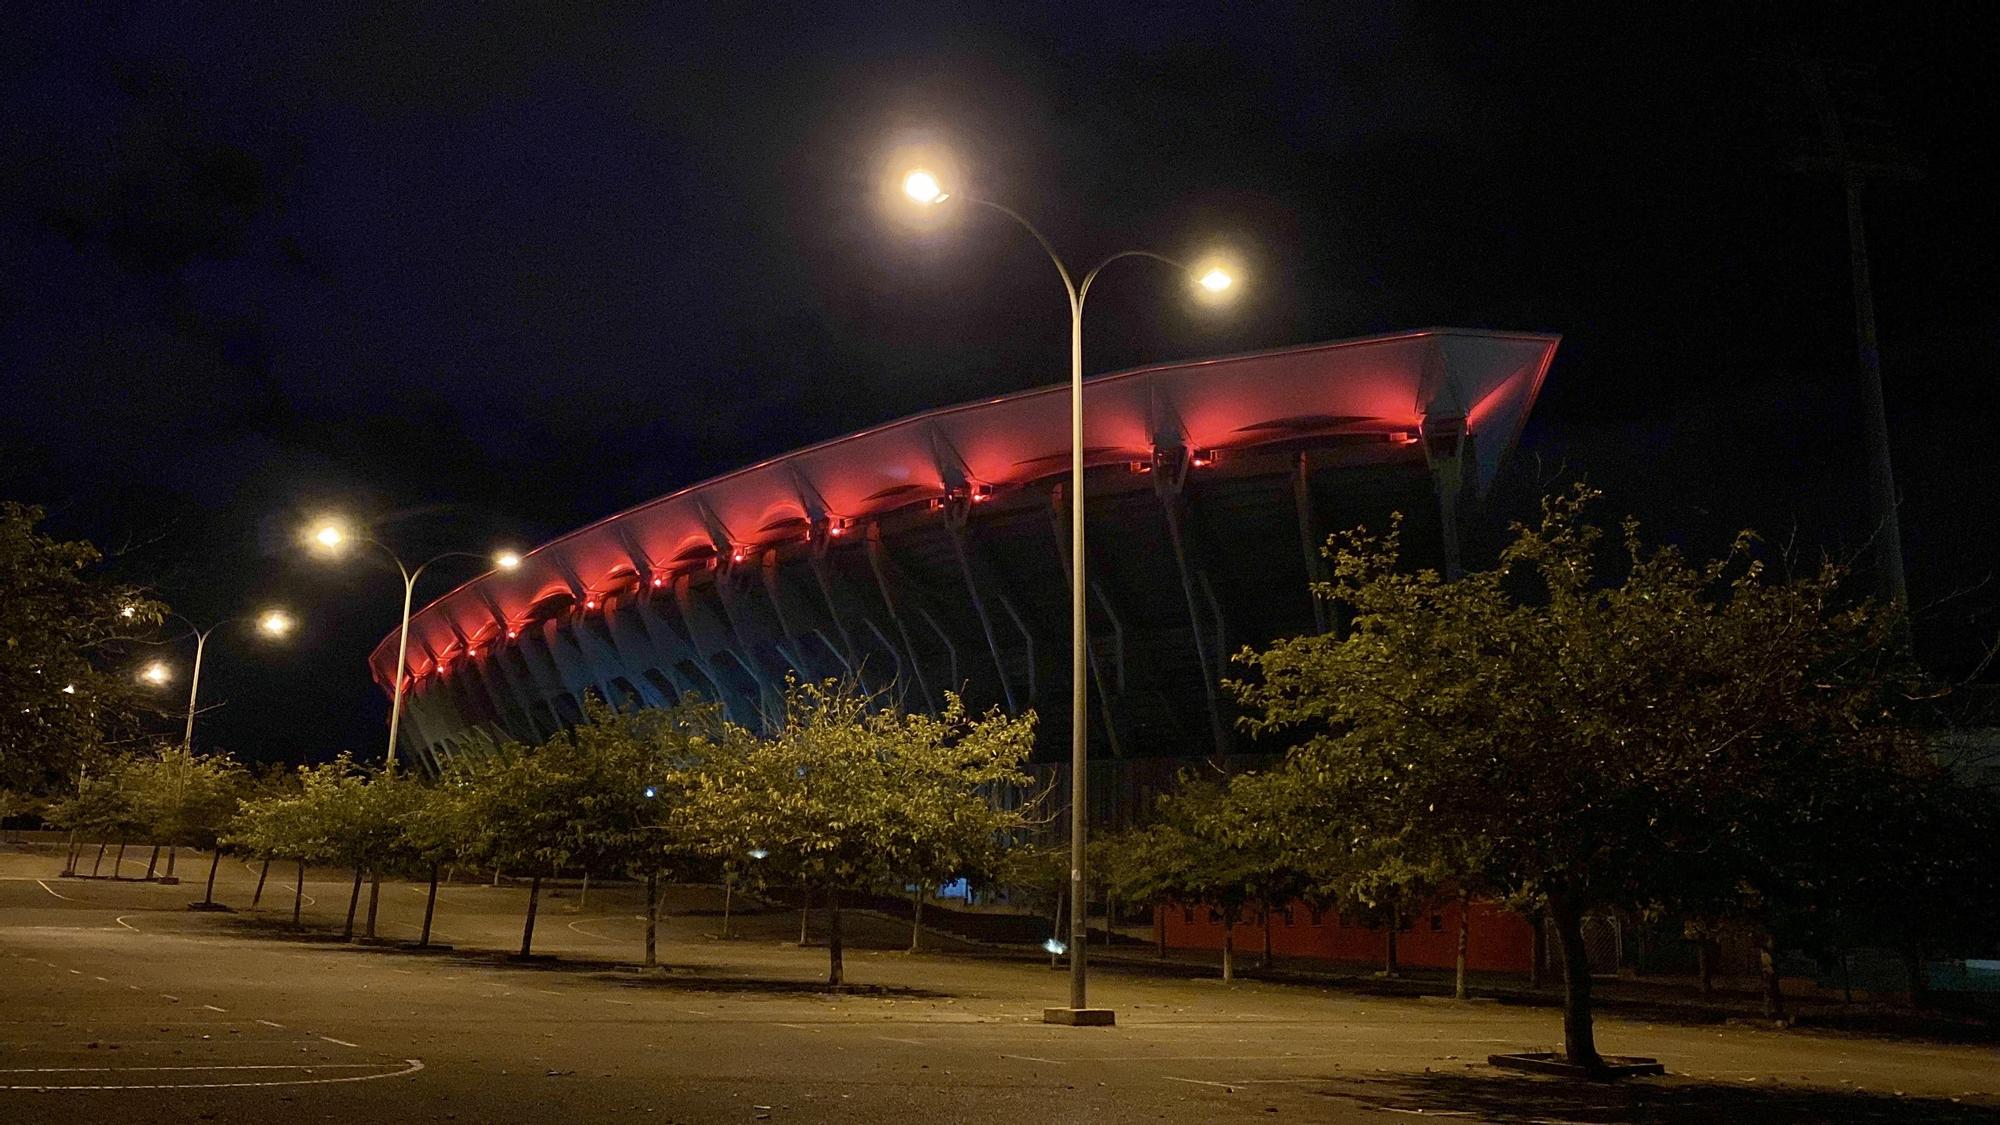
[160,609,298,751]
[899,162,1239,1026]
[138,660,173,687]
[306,517,519,777]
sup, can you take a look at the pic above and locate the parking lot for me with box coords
[3,846,1997,1123]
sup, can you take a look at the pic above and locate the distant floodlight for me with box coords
[642,786,658,799]
[903,169,945,205]
[747,847,770,861]
[1042,937,1068,956]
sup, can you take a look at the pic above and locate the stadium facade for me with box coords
[371,328,1558,780]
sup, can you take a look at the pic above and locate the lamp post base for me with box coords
[1043,1007,1116,1027]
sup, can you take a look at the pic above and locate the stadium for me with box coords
[371,327,1559,801]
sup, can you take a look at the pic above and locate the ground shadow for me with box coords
[1312,1069,2000,1123]
[219,914,954,1000]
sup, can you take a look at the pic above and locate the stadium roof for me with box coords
[371,327,1558,691]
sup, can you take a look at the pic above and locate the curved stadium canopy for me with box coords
[375,328,1558,774]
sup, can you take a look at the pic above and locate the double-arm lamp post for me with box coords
[133,607,295,878]
[898,166,1238,1025]
[306,521,520,778]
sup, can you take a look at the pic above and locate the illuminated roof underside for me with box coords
[373,328,1557,768]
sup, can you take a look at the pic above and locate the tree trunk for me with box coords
[798,884,810,946]
[114,840,128,879]
[1530,911,1548,988]
[1455,888,1471,1001]
[1384,904,1401,976]
[418,864,439,948]
[252,856,271,908]
[63,831,78,876]
[91,841,107,877]
[519,874,543,957]
[580,869,590,909]
[1549,899,1602,1071]
[1157,905,1168,959]
[644,870,659,968]
[1902,937,1930,1009]
[292,860,305,926]
[364,870,381,939]
[1758,930,1786,1021]
[827,888,845,987]
[342,865,364,940]
[1261,904,1274,970]
[492,865,501,887]
[1696,938,1715,997]
[166,844,177,878]
[201,848,223,907]
[1105,891,1116,946]
[909,886,922,953]
[145,844,160,880]
[720,874,733,939]
[1221,914,1235,981]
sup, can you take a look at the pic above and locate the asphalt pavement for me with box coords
[3,845,1996,1123]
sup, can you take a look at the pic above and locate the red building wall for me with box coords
[1156,898,1534,974]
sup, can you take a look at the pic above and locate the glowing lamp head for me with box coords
[902,169,945,205]
[120,605,136,619]
[139,661,172,687]
[747,847,770,861]
[257,609,295,637]
[494,551,521,571]
[1198,267,1233,293]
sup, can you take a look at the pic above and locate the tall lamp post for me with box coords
[306,522,520,778]
[134,608,295,879]
[900,167,1237,1025]
[161,609,297,751]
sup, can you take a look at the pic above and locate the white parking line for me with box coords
[201,1005,227,1013]
[318,1036,360,1048]
[2,1058,425,1091]
[256,1020,285,1029]
[35,880,75,901]
[114,916,140,932]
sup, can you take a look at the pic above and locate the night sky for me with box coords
[3,5,1994,766]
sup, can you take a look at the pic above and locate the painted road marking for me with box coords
[114,916,139,932]
[1,1058,425,1091]
[201,1005,227,1013]
[318,1036,360,1048]
[1164,1076,1235,1090]
[1002,1054,1067,1065]
[34,880,75,901]
[93,977,108,982]
[256,1020,285,1029]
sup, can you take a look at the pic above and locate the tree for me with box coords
[0,502,167,794]
[677,678,1034,986]
[43,756,141,877]
[1232,487,1914,1071]
[1115,779,1292,982]
[124,744,247,906]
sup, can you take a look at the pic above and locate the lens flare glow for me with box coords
[139,661,172,686]
[903,169,944,204]
[258,610,295,637]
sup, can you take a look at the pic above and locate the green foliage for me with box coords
[123,743,247,850]
[0,502,168,793]
[676,678,1034,901]
[1231,486,1925,1063]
